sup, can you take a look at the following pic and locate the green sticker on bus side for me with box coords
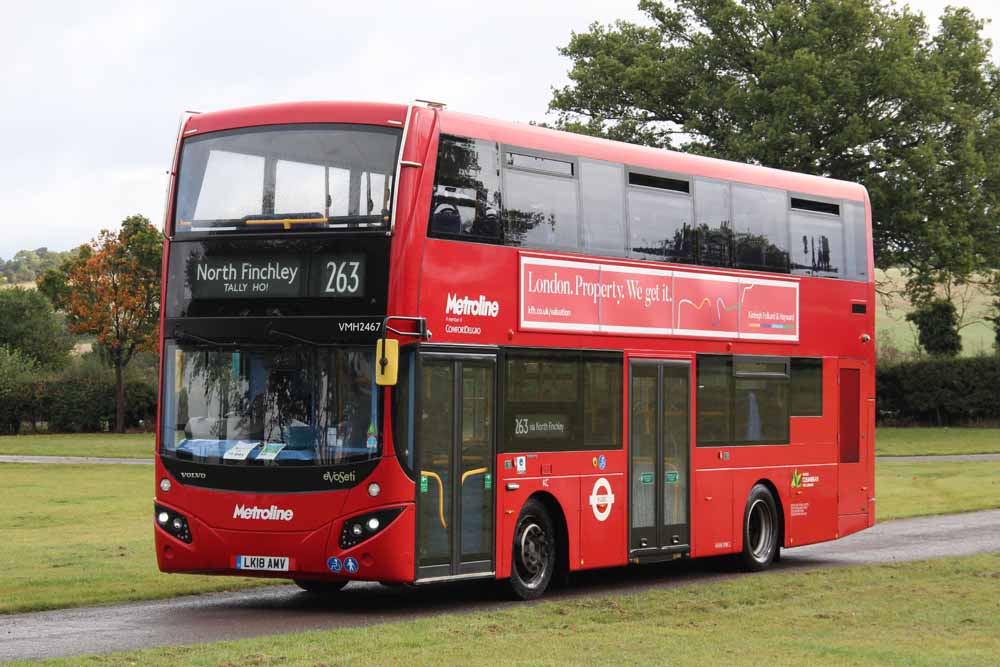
[420,476,428,493]
[665,471,679,484]
[640,472,654,485]
[484,473,492,490]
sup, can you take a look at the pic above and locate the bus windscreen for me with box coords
[160,343,381,469]
[173,124,402,233]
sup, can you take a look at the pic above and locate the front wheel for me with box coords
[293,579,348,594]
[740,484,780,571]
[508,498,555,600]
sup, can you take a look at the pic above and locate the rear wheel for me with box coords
[509,498,555,600]
[740,484,780,571]
[293,579,348,594]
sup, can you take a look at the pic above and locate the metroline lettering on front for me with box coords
[519,255,799,341]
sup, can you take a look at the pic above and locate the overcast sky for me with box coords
[1,0,996,260]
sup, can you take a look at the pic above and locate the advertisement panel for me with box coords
[519,255,798,341]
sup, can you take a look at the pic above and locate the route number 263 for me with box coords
[325,261,361,295]
[514,418,529,436]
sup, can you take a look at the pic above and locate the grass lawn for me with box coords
[14,553,1000,667]
[0,464,269,615]
[0,433,153,458]
[875,427,1000,456]
[876,459,1000,522]
[2,457,999,616]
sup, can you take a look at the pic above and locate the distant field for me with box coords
[876,427,1000,456]
[16,554,1000,667]
[0,433,153,458]
[0,281,37,290]
[876,268,995,357]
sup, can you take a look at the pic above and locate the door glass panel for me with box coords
[460,364,493,561]
[630,365,658,546]
[662,366,689,531]
[417,360,454,568]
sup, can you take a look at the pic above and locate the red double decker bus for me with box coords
[155,100,875,599]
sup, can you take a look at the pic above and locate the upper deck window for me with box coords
[174,124,402,235]
[628,170,695,264]
[503,148,580,250]
[425,134,870,283]
[428,136,501,241]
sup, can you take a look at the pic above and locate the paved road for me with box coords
[5,453,999,467]
[2,509,998,663]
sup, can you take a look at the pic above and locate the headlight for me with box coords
[154,504,192,543]
[339,507,404,549]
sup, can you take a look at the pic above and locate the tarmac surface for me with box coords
[1,508,998,662]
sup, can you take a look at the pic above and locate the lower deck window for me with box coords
[503,350,622,452]
[696,355,789,446]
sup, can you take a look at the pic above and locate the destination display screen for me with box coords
[189,255,366,299]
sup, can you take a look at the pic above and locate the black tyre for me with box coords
[293,579,348,594]
[509,498,556,600]
[740,484,780,572]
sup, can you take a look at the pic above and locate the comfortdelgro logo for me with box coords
[445,293,500,317]
[232,504,294,521]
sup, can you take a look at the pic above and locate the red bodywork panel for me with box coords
[155,100,876,584]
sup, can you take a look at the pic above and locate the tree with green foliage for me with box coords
[0,287,73,369]
[36,245,91,319]
[549,0,1000,298]
[0,247,78,285]
[906,298,963,357]
[987,298,1000,354]
[48,215,162,433]
[0,346,38,433]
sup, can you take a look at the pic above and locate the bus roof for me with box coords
[182,101,409,136]
[440,109,868,203]
[183,101,867,203]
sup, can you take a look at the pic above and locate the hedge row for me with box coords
[0,365,156,434]
[877,355,1000,426]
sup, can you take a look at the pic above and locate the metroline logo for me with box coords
[232,504,294,521]
[445,293,499,317]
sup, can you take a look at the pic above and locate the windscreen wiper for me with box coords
[267,328,329,347]
[174,329,234,346]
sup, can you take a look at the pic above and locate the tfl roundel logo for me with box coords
[589,477,615,522]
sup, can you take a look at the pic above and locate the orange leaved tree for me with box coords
[66,215,162,432]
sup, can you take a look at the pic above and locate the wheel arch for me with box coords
[524,491,570,583]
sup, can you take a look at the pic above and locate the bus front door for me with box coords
[414,354,496,582]
[629,360,691,557]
